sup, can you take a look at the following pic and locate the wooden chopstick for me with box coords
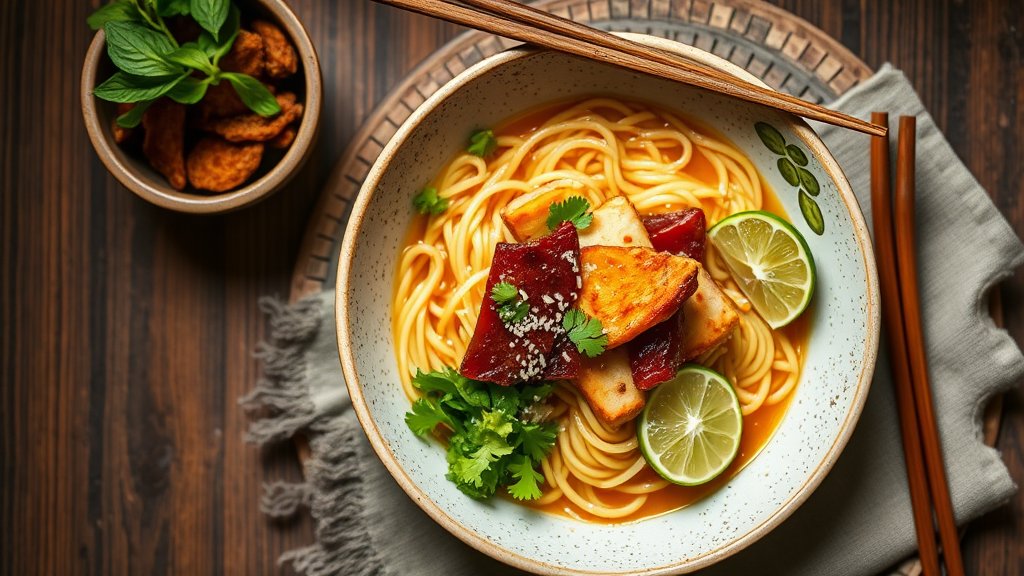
[894,116,965,576]
[870,112,941,576]
[370,0,886,137]
[456,0,884,136]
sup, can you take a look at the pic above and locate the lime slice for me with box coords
[638,365,742,486]
[707,211,816,329]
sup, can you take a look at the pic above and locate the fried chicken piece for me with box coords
[141,99,187,190]
[112,103,135,144]
[219,29,265,77]
[203,92,303,142]
[196,81,277,122]
[267,126,296,149]
[186,137,264,192]
[251,20,298,78]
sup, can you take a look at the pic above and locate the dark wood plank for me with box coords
[0,0,1021,575]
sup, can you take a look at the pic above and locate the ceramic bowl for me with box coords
[337,33,879,575]
[81,0,321,214]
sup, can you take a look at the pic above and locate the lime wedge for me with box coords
[707,211,816,329]
[638,365,742,486]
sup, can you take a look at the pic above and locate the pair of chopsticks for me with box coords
[370,0,886,137]
[871,114,964,576]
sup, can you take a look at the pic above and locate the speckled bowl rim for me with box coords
[80,0,322,214]
[337,34,879,575]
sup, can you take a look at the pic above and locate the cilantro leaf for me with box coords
[413,188,448,215]
[406,398,452,435]
[507,455,545,500]
[546,196,593,231]
[411,367,460,397]
[515,421,557,462]
[467,129,498,157]
[491,282,518,304]
[563,309,608,357]
[491,282,529,325]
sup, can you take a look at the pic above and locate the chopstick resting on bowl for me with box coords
[371,0,886,137]
[870,114,965,576]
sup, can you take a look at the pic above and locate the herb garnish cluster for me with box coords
[88,0,280,128]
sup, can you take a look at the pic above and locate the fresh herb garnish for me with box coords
[546,196,593,231]
[404,368,558,500]
[563,309,608,357]
[491,282,529,324]
[412,187,448,215]
[88,0,280,126]
[467,129,498,157]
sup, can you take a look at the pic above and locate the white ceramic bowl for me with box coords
[337,34,879,575]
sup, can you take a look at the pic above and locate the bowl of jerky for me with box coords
[81,0,321,214]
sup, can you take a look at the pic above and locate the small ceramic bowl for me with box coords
[337,34,879,575]
[81,0,321,214]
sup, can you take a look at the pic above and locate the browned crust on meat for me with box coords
[219,29,265,77]
[202,92,303,142]
[112,103,135,144]
[267,126,296,149]
[141,99,187,190]
[186,137,264,192]
[251,20,297,78]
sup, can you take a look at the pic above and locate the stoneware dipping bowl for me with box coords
[81,0,321,214]
[337,33,879,575]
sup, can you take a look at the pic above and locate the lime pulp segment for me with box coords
[707,211,815,329]
[638,365,743,486]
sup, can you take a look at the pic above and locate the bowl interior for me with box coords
[82,0,321,213]
[339,37,877,575]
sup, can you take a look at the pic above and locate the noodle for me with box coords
[391,98,804,521]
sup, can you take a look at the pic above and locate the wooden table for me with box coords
[2,0,1022,574]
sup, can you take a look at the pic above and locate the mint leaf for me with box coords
[163,46,215,74]
[104,21,182,76]
[87,1,142,30]
[546,196,592,231]
[157,0,191,16]
[467,129,498,157]
[221,72,282,116]
[190,0,230,38]
[93,71,185,103]
[406,398,452,435]
[209,5,240,62]
[115,99,154,128]
[412,188,448,215]
[166,77,209,104]
[507,455,545,500]
[563,309,608,357]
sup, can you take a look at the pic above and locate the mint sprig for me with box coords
[88,0,280,121]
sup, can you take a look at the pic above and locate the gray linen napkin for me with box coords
[243,64,1024,576]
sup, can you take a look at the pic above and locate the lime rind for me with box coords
[638,365,743,486]
[707,211,816,329]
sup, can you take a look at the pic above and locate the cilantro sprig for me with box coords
[467,129,498,157]
[405,368,558,500]
[413,188,448,215]
[563,309,608,357]
[491,282,529,324]
[88,0,281,128]
[546,196,593,231]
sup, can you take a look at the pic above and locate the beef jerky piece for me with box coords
[141,99,187,190]
[112,103,135,144]
[203,92,303,142]
[251,20,298,78]
[219,30,265,77]
[186,137,264,192]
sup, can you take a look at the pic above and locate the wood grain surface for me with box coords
[1,1,1022,575]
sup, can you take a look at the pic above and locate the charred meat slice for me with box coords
[460,222,582,386]
[643,208,706,262]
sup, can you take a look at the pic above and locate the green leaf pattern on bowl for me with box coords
[754,122,824,235]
